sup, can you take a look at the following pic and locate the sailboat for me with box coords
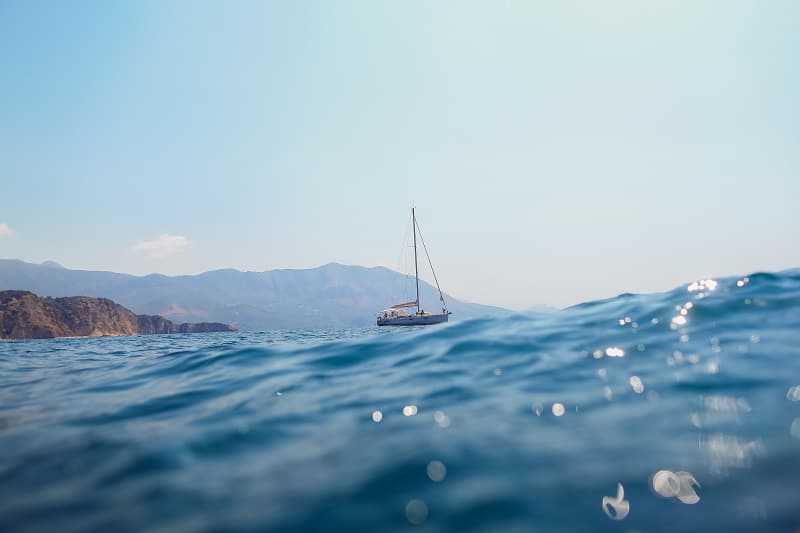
[377,209,451,326]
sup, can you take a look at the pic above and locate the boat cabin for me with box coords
[378,308,409,319]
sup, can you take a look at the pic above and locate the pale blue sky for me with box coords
[1,1,798,309]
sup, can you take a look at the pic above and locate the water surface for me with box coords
[1,270,799,531]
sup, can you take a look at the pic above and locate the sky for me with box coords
[1,1,798,310]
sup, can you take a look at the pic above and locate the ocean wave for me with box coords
[1,270,799,531]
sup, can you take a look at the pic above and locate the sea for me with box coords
[1,270,799,532]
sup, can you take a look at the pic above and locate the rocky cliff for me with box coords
[0,291,236,340]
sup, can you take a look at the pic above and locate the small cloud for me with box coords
[0,223,14,238]
[131,234,189,258]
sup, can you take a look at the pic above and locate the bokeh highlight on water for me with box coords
[1,269,799,532]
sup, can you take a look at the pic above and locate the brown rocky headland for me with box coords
[0,290,236,340]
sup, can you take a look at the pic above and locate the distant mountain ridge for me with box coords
[0,290,236,340]
[0,260,512,330]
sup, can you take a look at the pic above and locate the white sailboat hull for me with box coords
[377,313,449,327]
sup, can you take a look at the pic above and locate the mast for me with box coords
[412,207,420,313]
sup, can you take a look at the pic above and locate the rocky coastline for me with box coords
[0,290,236,340]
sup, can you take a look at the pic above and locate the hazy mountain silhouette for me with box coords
[0,260,511,330]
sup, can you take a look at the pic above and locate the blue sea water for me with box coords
[1,271,800,532]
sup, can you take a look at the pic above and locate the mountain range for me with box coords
[0,259,512,330]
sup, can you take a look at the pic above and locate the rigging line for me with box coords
[403,210,413,300]
[393,210,413,304]
[414,218,448,311]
